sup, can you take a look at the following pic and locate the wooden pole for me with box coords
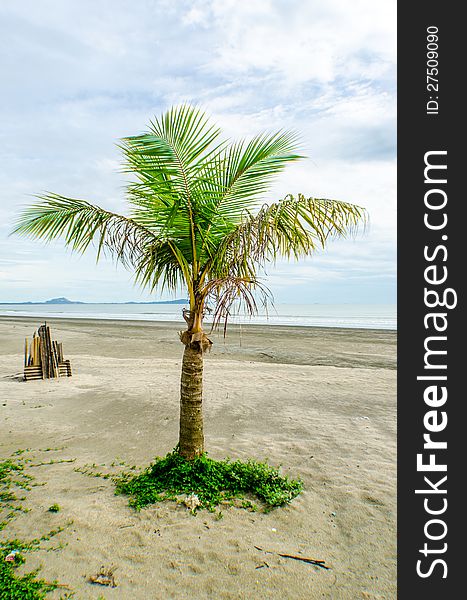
[38,325,47,378]
[31,333,35,366]
[46,325,57,378]
[34,335,39,367]
[52,340,60,376]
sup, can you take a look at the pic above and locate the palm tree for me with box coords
[13,105,366,460]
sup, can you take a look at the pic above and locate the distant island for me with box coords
[46,297,84,304]
[0,297,189,305]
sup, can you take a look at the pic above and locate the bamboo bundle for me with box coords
[23,322,72,381]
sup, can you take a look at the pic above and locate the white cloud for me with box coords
[0,0,396,304]
[196,0,396,85]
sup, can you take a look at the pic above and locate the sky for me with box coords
[0,0,396,304]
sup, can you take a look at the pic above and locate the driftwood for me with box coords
[88,566,117,587]
[254,546,330,570]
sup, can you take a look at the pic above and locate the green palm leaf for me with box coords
[197,130,302,220]
[206,194,368,281]
[12,193,158,267]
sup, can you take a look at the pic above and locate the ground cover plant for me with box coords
[0,454,69,599]
[114,450,302,512]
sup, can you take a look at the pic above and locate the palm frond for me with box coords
[133,239,191,296]
[193,130,304,267]
[207,194,368,278]
[121,104,225,205]
[197,130,303,223]
[200,276,273,334]
[12,193,158,267]
[121,105,227,269]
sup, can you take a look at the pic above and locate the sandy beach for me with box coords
[0,317,396,599]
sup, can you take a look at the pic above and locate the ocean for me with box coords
[0,303,396,330]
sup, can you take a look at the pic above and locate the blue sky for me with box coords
[0,0,396,304]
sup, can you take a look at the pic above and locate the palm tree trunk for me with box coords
[178,343,204,459]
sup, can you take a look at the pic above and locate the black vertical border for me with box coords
[398,3,461,598]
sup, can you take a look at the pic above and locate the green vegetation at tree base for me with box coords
[115,450,302,511]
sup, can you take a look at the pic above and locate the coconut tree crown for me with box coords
[13,104,366,329]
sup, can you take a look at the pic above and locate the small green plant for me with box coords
[48,504,60,513]
[0,459,33,531]
[1,454,71,598]
[241,500,257,511]
[0,528,65,599]
[115,450,302,512]
[0,545,59,599]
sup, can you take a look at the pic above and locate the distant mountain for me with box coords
[0,297,83,305]
[45,297,83,304]
[0,297,188,305]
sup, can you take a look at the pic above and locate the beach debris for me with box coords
[254,546,330,570]
[4,550,19,562]
[184,493,201,511]
[23,323,72,381]
[88,565,117,587]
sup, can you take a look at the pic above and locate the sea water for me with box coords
[0,303,396,330]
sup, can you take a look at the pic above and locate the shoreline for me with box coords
[0,313,397,334]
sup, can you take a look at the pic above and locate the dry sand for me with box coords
[0,317,396,599]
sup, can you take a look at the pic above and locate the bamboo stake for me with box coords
[38,326,47,378]
[33,333,39,367]
[31,333,35,366]
[45,326,53,377]
[52,341,60,375]
[46,325,57,378]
